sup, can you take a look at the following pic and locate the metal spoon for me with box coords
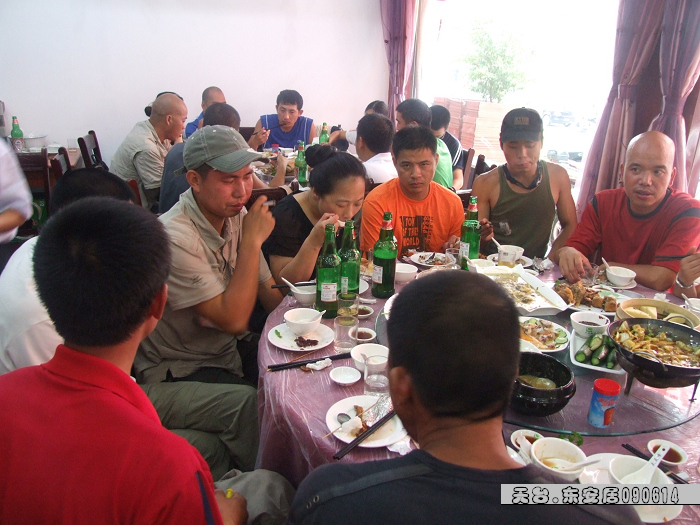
[515,435,532,465]
[321,412,352,439]
[621,443,669,484]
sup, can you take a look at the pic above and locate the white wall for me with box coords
[0,0,388,163]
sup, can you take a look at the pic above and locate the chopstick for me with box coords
[270,281,315,289]
[621,443,688,484]
[333,409,396,459]
[267,352,351,372]
[252,124,282,135]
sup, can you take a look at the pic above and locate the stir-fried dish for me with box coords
[614,321,700,368]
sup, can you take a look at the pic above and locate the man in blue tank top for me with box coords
[248,89,316,150]
[471,108,577,259]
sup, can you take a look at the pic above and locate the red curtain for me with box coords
[649,0,700,194]
[575,0,664,219]
[380,0,418,122]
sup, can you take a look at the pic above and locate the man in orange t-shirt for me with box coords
[361,126,464,257]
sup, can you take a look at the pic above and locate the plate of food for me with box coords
[267,323,334,352]
[324,395,407,448]
[569,332,625,374]
[481,266,568,316]
[409,252,455,268]
[553,281,623,317]
[487,253,534,269]
[519,317,570,352]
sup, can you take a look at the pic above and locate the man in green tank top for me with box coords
[471,108,577,259]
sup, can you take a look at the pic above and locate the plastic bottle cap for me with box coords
[593,378,620,396]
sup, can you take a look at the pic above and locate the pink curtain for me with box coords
[649,0,700,194]
[380,0,418,122]
[576,0,664,219]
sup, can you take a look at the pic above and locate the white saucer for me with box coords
[487,253,533,268]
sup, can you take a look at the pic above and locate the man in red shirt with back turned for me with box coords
[0,198,246,525]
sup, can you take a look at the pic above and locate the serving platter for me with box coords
[568,332,625,375]
[481,266,568,316]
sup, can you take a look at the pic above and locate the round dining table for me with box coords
[256,264,700,523]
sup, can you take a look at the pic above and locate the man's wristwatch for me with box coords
[675,275,694,289]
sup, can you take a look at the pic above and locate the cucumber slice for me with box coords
[590,344,609,366]
[589,334,604,351]
[605,348,617,369]
[554,329,568,345]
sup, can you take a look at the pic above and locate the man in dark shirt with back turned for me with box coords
[289,271,640,525]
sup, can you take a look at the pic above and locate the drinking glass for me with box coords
[337,292,359,317]
[364,355,389,396]
[582,264,600,286]
[334,316,358,354]
[497,246,517,267]
[445,247,460,269]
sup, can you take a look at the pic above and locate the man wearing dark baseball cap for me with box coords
[136,124,283,391]
[471,108,577,259]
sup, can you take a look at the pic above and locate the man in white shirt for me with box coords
[355,113,397,184]
[0,140,32,244]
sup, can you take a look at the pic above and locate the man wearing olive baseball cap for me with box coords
[136,124,284,389]
[471,108,577,260]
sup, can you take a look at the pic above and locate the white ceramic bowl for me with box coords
[283,308,322,336]
[686,297,700,315]
[292,285,316,307]
[570,311,610,338]
[357,305,374,319]
[467,258,496,272]
[500,245,525,260]
[609,455,672,485]
[510,429,543,450]
[395,263,418,283]
[355,327,377,343]
[647,439,688,467]
[329,366,361,386]
[606,266,636,286]
[530,437,587,482]
[351,343,389,372]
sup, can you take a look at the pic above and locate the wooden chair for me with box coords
[78,130,107,169]
[16,148,50,235]
[462,148,476,189]
[49,147,71,182]
[456,189,473,212]
[365,178,382,197]
[128,180,142,207]
[238,127,256,143]
[244,186,289,210]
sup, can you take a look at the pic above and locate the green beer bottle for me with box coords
[338,220,360,294]
[10,116,25,153]
[460,196,480,269]
[295,141,308,188]
[319,122,330,143]
[316,224,341,318]
[371,212,398,298]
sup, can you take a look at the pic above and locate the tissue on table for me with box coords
[306,358,332,371]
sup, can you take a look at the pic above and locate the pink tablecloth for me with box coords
[256,268,700,522]
[256,286,406,487]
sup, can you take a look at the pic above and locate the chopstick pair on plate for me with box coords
[333,409,397,460]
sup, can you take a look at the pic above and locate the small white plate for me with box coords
[267,323,334,352]
[507,445,526,465]
[383,294,398,318]
[410,252,455,268]
[569,332,625,375]
[578,453,683,524]
[329,366,361,386]
[359,280,369,295]
[519,340,541,353]
[487,253,533,268]
[325,395,407,448]
[356,327,376,343]
[357,305,374,319]
[519,316,570,352]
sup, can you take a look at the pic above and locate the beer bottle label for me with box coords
[459,242,470,259]
[372,265,383,284]
[321,283,337,302]
[341,277,349,294]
